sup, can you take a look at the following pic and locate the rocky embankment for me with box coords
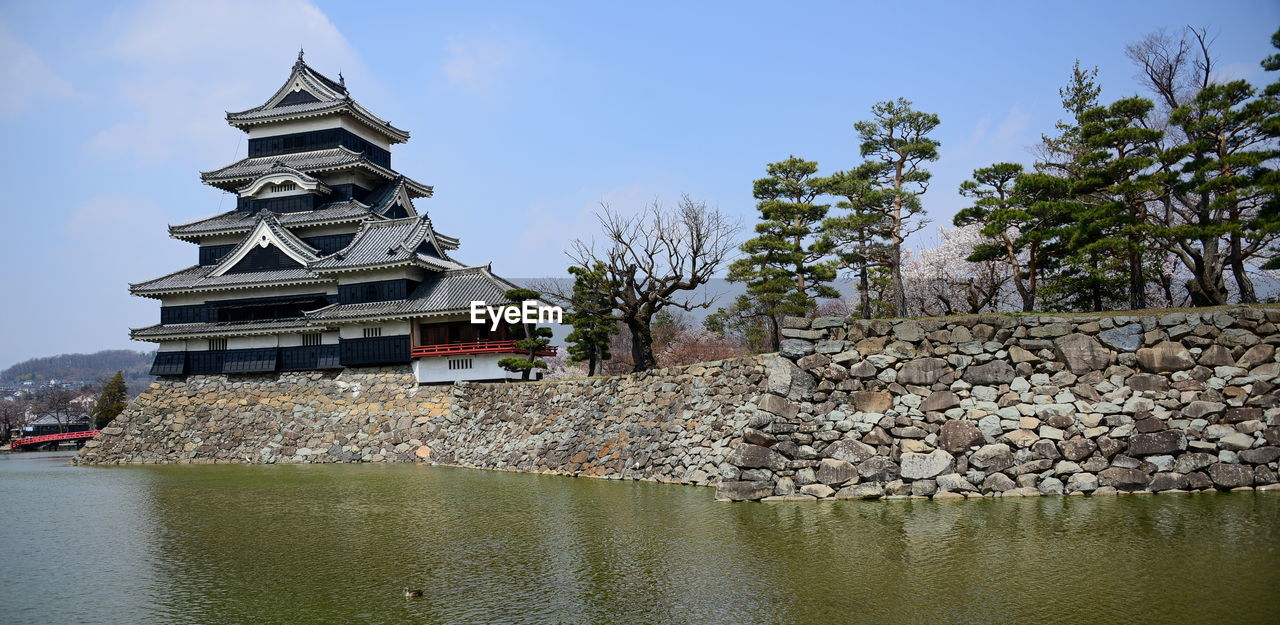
[75,359,766,488]
[716,307,1280,501]
[80,306,1279,504]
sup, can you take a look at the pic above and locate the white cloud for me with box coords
[442,36,513,92]
[991,105,1032,149]
[0,21,75,115]
[87,0,363,165]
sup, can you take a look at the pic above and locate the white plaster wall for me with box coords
[413,354,524,384]
[195,234,244,246]
[338,321,410,339]
[228,335,280,349]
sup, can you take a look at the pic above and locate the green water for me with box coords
[0,451,1276,625]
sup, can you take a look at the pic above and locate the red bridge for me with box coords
[8,430,100,451]
[411,339,557,358]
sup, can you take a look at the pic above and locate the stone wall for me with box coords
[76,358,767,488]
[78,307,1280,503]
[716,306,1280,501]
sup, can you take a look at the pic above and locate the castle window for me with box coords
[448,358,473,370]
[273,181,297,193]
[363,327,382,338]
[301,333,322,346]
[208,338,228,351]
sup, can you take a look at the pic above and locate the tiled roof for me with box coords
[169,201,373,238]
[199,147,432,196]
[187,213,318,282]
[225,58,409,143]
[201,148,371,184]
[236,163,329,195]
[130,265,325,296]
[131,319,329,340]
[307,266,521,321]
[309,216,463,272]
[229,99,338,120]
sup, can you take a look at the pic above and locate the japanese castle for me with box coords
[131,53,554,383]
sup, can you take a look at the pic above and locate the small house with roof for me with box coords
[130,52,554,383]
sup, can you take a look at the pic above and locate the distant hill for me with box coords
[1,350,155,386]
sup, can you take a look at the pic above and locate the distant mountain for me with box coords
[1,350,155,386]
[515,277,857,326]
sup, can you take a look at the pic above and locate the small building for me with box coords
[23,414,91,437]
[130,53,555,383]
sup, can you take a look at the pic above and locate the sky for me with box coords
[0,0,1276,369]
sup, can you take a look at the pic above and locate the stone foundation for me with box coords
[76,359,767,488]
[718,306,1280,501]
[79,306,1280,502]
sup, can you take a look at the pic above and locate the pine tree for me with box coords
[1163,78,1278,303]
[564,263,616,376]
[954,162,1064,312]
[1076,96,1163,309]
[1257,28,1280,270]
[496,288,553,381]
[726,156,838,349]
[1030,62,1128,312]
[851,98,941,315]
[92,371,128,429]
[704,296,772,354]
[1129,27,1279,304]
[818,168,892,318]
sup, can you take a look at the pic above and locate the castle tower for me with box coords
[131,53,554,383]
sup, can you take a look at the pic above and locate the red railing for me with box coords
[411,339,558,358]
[9,430,100,450]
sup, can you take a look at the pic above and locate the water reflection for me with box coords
[1,454,1277,625]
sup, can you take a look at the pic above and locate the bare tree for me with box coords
[0,401,28,443]
[35,387,77,434]
[568,196,739,372]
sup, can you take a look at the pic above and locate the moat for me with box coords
[1,451,1277,625]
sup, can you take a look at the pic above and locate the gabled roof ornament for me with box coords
[297,48,305,64]
[339,72,344,87]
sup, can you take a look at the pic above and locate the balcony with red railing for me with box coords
[411,339,558,358]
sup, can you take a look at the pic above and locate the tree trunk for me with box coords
[1019,286,1035,313]
[1025,242,1039,312]
[626,317,657,372]
[768,314,781,351]
[1129,247,1146,310]
[890,240,905,317]
[1229,232,1257,304]
[858,265,871,319]
[1185,237,1228,307]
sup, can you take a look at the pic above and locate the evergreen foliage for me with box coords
[727,157,838,349]
[850,98,941,315]
[818,168,892,318]
[496,288,553,381]
[954,162,1063,312]
[92,371,129,429]
[564,263,616,376]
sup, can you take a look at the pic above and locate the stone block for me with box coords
[900,449,955,480]
[1128,430,1187,456]
[1136,341,1195,373]
[715,480,774,501]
